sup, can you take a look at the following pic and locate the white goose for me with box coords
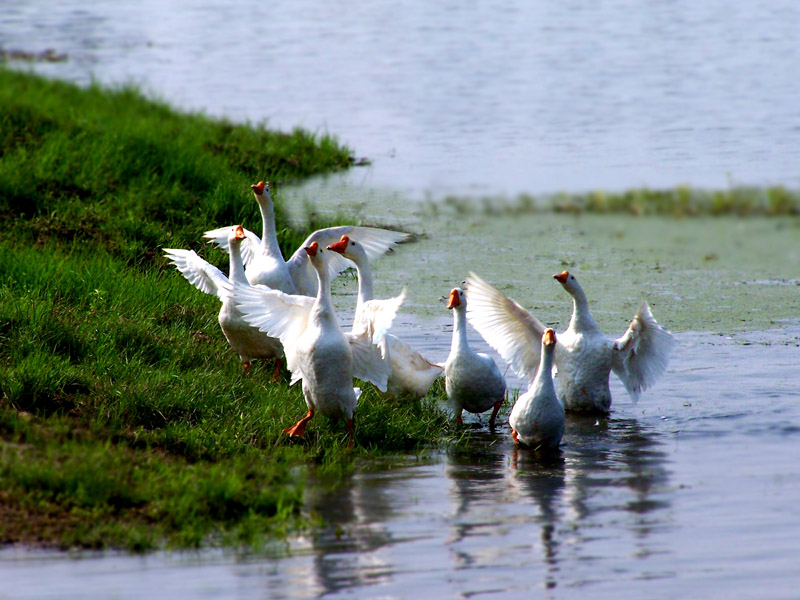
[327,235,443,399]
[465,270,675,414]
[164,225,283,376]
[232,242,391,444]
[444,288,506,426]
[509,328,564,450]
[204,181,408,296]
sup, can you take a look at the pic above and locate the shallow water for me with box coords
[3,0,800,197]
[3,326,800,599]
[3,2,800,598]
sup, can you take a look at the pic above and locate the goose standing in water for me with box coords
[233,242,391,445]
[164,225,283,376]
[204,181,408,296]
[443,288,506,426]
[465,271,674,414]
[327,235,443,398]
[509,328,564,450]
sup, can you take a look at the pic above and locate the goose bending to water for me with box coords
[233,242,391,444]
[164,225,283,376]
[465,271,675,414]
[444,288,506,425]
[204,181,409,296]
[509,328,564,450]
[326,235,444,398]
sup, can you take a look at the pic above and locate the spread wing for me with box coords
[353,288,406,345]
[465,272,548,383]
[164,248,230,299]
[232,282,314,386]
[202,226,260,267]
[286,226,409,294]
[612,302,676,403]
[346,333,392,392]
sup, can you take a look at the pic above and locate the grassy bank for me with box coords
[0,68,447,552]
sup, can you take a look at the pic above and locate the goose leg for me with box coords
[511,428,519,444]
[284,409,314,437]
[270,358,283,382]
[243,361,252,376]
[346,418,355,448]
[489,400,502,427]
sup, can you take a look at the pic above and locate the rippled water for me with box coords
[3,3,800,599]
[3,0,800,197]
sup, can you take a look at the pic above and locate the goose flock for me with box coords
[166,182,675,450]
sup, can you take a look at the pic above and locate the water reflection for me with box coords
[437,412,671,592]
[299,468,404,596]
[508,449,566,592]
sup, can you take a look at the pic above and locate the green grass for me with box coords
[0,68,448,552]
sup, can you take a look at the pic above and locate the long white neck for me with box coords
[228,242,248,285]
[351,255,374,310]
[311,256,336,324]
[568,283,599,332]
[257,194,284,258]
[450,305,469,355]
[534,346,556,394]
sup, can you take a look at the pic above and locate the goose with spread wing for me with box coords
[233,242,392,445]
[164,225,283,376]
[327,235,443,399]
[465,270,675,414]
[204,181,408,296]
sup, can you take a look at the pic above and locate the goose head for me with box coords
[446,287,466,311]
[250,180,273,205]
[228,224,246,246]
[553,270,582,295]
[542,327,556,351]
[305,241,329,272]
[326,234,366,263]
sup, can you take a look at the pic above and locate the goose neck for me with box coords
[451,306,469,353]
[228,242,248,285]
[257,196,283,257]
[353,260,374,309]
[569,288,598,332]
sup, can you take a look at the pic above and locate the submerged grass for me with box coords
[0,68,447,552]
[430,184,800,217]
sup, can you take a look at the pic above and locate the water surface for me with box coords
[3,0,800,197]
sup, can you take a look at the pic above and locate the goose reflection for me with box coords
[559,412,672,563]
[508,448,567,592]
[444,428,513,570]
[290,466,402,597]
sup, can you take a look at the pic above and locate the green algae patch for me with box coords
[383,211,800,334]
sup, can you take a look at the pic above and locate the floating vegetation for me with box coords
[0,47,68,63]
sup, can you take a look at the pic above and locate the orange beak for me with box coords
[327,235,349,254]
[304,241,319,257]
[251,181,265,195]
[543,328,556,346]
[446,289,460,309]
[234,225,245,240]
[553,270,569,284]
